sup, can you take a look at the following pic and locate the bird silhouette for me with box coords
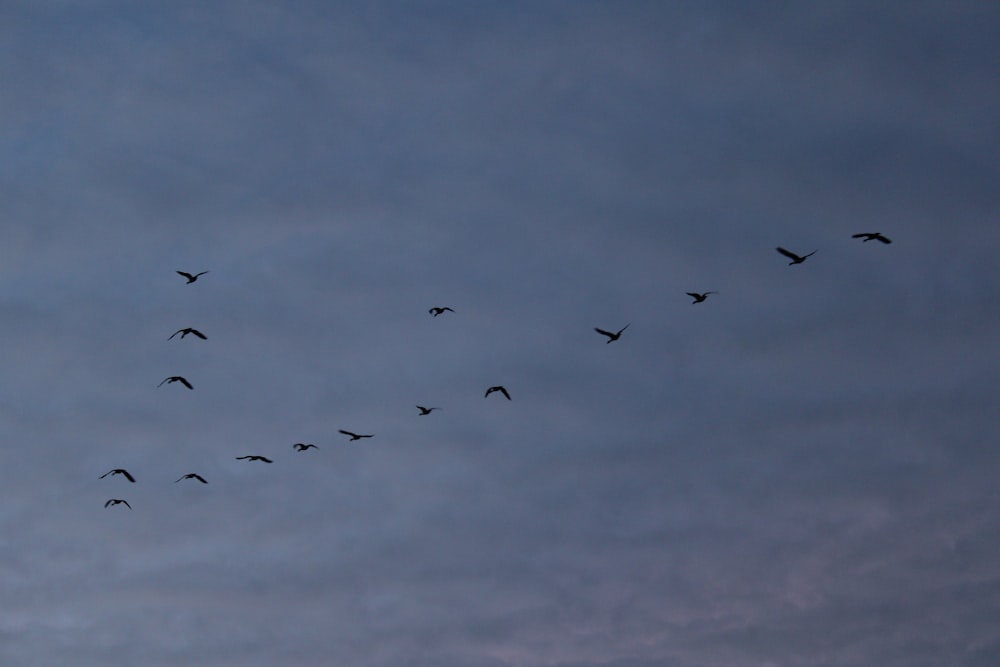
[293,443,319,451]
[235,455,273,463]
[174,473,208,484]
[429,307,455,317]
[416,405,440,415]
[686,292,717,304]
[339,430,373,441]
[176,270,209,284]
[168,328,207,340]
[485,385,511,400]
[594,323,630,343]
[100,468,136,483]
[776,247,817,265]
[158,376,193,389]
[852,232,892,244]
[104,498,132,509]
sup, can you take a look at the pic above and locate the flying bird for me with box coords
[100,468,136,483]
[293,443,319,451]
[235,455,273,463]
[686,291,718,304]
[104,498,132,509]
[852,232,892,244]
[416,405,440,415]
[176,270,209,284]
[776,247,817,265]
[339,430,374,441]
[594,323,630,343]
[158,376,193,389]
[168,328,207,340]
[429,307,455,317]
[485,385,511,400]
[174,473,208,484]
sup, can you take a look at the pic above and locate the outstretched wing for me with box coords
[168,330,183,340]
[259,457,273,463]
[616,323,631,336]
[100,470,112,479]
[874,234,891,244]
[177,377,193,389]
[121,470,136,483]
[193,474,208,483]
[191,329,207,339]
[776,247,801,261]
[339,429,357,438]
[498,387,511,400]
[176,271,194,280]
[594,328,614,338]
[122,500,132,509]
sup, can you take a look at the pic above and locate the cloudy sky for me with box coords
[2,2,999,665]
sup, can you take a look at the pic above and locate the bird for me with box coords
[429,307,455,317]
[174,473,208,484]
[594,323,630,343]
[852,232,892,244]
[339,430,374,441]
[686,291,718,304]
[293,443,319,451]
[158,376,193,389]
[416,405,440,415]
[485,385,511,400]
[100,468,136,483]
[104,498,132,509]
[776,247,817,265]
[235,455,273,463]
[176,270,209,284]
[168,327,207,340]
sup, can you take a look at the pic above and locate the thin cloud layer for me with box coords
[1,2,999,666]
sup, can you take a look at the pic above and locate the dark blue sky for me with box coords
[2,2,999,665]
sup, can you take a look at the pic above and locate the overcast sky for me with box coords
[2,2,999,666]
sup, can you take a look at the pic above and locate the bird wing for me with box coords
[685,292,700,299]
[104,499,113,507]
[594,328,614,338]
[157,378,170,387]
[192,330,207,339]
[776,247,801,260]
[178,377,193,389]
[122,500,132,509]
[168,330,183,340]
[851,233,869,239]
[193,474,208,483]
[499,387,511,400]
[176,271,194,279]
[875,235,892,244]
[196,271,209,278]
[259,457,273,463]
[122,470,136,483]
[235,456,249,460]
[174,476,185,483]
[339,429,358,437]
[100,470,112,478]
[616,323,631,335]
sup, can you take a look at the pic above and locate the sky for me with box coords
[1,1,999,665]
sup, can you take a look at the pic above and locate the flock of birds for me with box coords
[100,234,891,509]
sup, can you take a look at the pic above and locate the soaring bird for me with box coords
[158,376,193,389]
[177,270,209,284]
[104,498,132,509]
[594,323,630,343]
[485,385,511,400]
[293,443,319,451]
[339,430,374,441]
[686,291,718,304]
[852,232,892,244]
[776,247,817,265]
[235,455,273,463]
[429,307,455,317]
[416,405,440,415]
[174,473,208,484]
[168,328,207,340]
[100,468,136,483]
